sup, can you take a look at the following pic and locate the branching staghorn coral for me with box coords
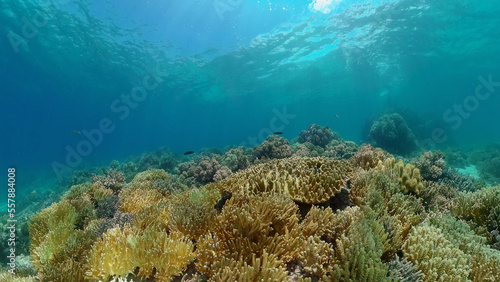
[209,157,352,204]
[402,223,470,282]
[300,205,361,244]
[300,206,337,239]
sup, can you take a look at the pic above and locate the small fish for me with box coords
[100,169,106,175]
[183,151,195,155]
[73,130,81,135]
[273,132,283,135]
[335,115,339,118]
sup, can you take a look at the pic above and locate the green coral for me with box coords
[328,208,390,281]
[402,223,470,282]
[29,200,93,281]
[452,185,500,232]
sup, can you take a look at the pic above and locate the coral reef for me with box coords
[349,144,391,170]
[469,144,500,184]
[368,113,418,156]
[253,135,293,160]
[452,185,500,232]
[386,255,423,282]
[17,128,500,281]
[292,142,325,158]
[298,124,335,148]
[324,140,359,159]
[376,158,423,195]
[90,169,126,193]
[403,223,470,281]
[413,151,447,181]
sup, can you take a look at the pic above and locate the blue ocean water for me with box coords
[1,0,500,207]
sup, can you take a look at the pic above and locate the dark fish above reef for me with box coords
[273,132,283,135]
[73,130,81,135]
[183,151,195,155]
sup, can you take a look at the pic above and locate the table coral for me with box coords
[209,157,352,204]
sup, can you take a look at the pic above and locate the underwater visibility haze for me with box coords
[1,0,500,281]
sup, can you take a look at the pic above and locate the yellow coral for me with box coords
[131,200,170,231]
[209,251,288,282]
[403,223,470,282]
[195,233,226,276]
[128,168,169,190]
[197,193,303,274]
[29,200,93,281]
[129,228,195,281]
[119,186,165,213]
[300,206,336,238]
[300,235,336,277]
[209,157,352,204]
[85,226,135,280]
[168,187,220,240]
[29,201,78,267]
[376,158,423,195]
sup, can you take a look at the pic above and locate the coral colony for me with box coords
[1,124,500,281]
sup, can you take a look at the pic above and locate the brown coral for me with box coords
[209,251,288,282]
[349,144,391,170]
[196,193,303,275]
[209,157,352,204]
